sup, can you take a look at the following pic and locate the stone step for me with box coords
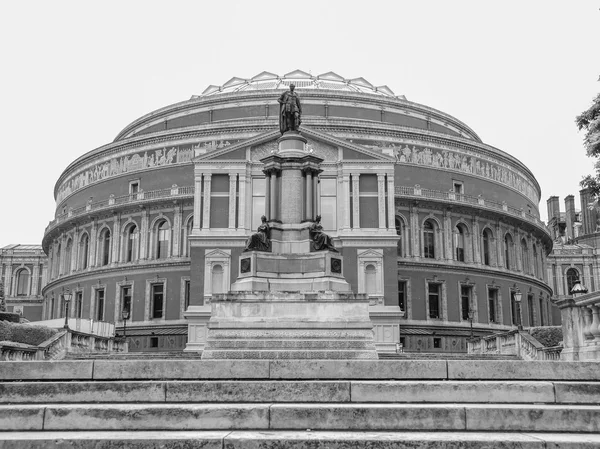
[3,359,600,381]
[2,431,600,449]
[2,380,599,404]
[2,403,600,432]
[64,351,203,360]
[379,352,519,360]
[201,349,379,359]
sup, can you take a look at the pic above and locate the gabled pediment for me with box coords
[283,69,313,79]
[193,126,395,164]
[317,71,345,82]
[251,71,278,81]
[205,248,231,259]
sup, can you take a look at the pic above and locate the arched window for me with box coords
[212,264,224,294]
[566,268,579,294]
[365,264,377,294]
[395,217,403,256]
[79,233,89,270]
[521,239,529,274]
[455,224,466,262]
[423,220,435,259]
[64,239,72,274]
[99,228,111,266]
[15,269,30,296]
[125,224,138,262]
[532,244,539,278]
[504,234,513,269]
[482,228,492,266]
[156,220,170,259]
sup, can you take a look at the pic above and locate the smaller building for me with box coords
[0,244,48,321]
[546,191,600,322]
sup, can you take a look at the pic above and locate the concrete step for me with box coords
[3,359,600,381]
[2,380,599,404]
[2,431,600,449]
[2,403,600,432]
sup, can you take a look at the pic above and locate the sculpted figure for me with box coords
[278,84,302,134]
[244,215,271,252]
[309,215,338,252]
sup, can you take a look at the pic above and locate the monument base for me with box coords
[201,291,378,360]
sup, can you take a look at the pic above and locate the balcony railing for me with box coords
[396,185,548,233]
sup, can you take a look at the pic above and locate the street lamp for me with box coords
[62,289,72,329]
[514,288,523,330]
[121,308,130,339]
[467,309,474,340]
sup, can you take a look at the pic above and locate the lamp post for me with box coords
[514,288,523,330]
[62,289,72,329]
[122,309,130,339]
[467,309,474,340]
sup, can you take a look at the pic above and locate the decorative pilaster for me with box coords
[265,172,271,219]
[352,173,360,229]
[443,211,452,261]
[584,264,592,293]
[5,264,13,296]
[139,209,149,260]
[71,227,79,272]
[386,175,395,231]
[89,219,98,268]
[306,170,313,220]
[172,203,183,257]
[193,177,202,230]
[270,171,278,220]
[343,174,351,230]
[31,263,40,297]
[59,235,67,276]
[409,204,419,258]
[111,214,121,266]
[238,173,247,230]
[556,265,565,296]
[472,218,481,264]
[377,174,386,229]
[313,174,319,217]
[495,223,504,268]
[40,264,47,290]
[228,173,237,229]
[202,174,212,229]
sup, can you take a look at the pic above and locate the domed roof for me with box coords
[195,69,405,99]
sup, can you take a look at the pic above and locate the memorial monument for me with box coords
[201,86,378,359]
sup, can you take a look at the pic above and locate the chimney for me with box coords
[565,195,576,241]
[547,196,560,221]
[580,188,596,235]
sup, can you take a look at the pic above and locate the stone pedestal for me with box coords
[202,291,377,359]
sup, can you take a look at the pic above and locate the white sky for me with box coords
[0,1,598,249]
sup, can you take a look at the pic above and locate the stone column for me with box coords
[202,174,212,229]
[584,264,592,293]
[409,204,419,258]
[472,218,481,264]
[495,223,504,268]
[228,173,237,229]
[59,235,67,276]
[172,203,183,257]
[313,175,319,217]
[31,263,40,297]
[5,264,13,296]
[89,219,98,268]
[352,174,360,229]
[41,264,47,291]
[193,177,202,230]
[238,173,247,230]
[556,265,565,296]
[387,175,395,231]
[111,214,120,266]
[139,209,149,260]
[265,172,271,219]
[377,173,386,229]
[443,211,452,261]
[270,171,278,221]
[306,170,313,220]
[343,174,351,230]
[71,227,79,272]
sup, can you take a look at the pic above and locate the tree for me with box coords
[578,75,600,195]
[0,281,5,312]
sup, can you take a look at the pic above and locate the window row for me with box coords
[395,217,545,278]
[49,217,194,278]
[397,280,552,326]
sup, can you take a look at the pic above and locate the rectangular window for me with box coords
[461,285,472,320]
[129,181,139,198]
[184,280,191,310]
[423,230,435,259]
[539,297,545,326]
[95,289,105,321]
[488,288,498,323]
[320,178,337,231]
[510,291,519,326]
[252,178,266,231]
[428,283,440,319]
[398,280,406,311]
[152,284,164,319]
[453,181,464,195]
[433,337,442,349]
[150,336,159,348]
[121,286,132,317]
[359,174,378,228]
[528,294,535,327]
[75,291,83,319]
[210,174,230,228]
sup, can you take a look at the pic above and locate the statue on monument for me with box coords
[309,215,338,252]
[278,84,302,134]
[244,215,271,252]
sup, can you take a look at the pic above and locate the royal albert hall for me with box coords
[42,70,556,353]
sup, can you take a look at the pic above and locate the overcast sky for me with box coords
[0,1,598,249]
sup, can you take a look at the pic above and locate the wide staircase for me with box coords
[1,359,600,448]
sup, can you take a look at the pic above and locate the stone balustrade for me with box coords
[0,328,127,361]
[468,329,562,361]
[555,289,600,361]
